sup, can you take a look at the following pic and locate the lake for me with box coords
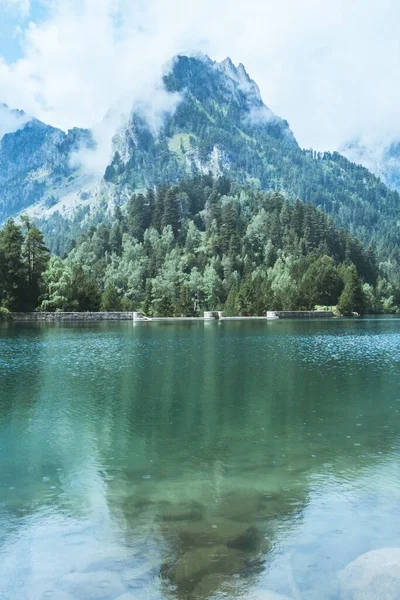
[0,319,399,600]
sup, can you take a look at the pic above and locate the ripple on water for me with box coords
[0,320,400,600]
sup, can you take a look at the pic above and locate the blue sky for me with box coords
[0,1,47,63]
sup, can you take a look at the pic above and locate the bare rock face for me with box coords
[339,548,400,600]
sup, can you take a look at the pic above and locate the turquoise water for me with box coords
[0,319,399,600]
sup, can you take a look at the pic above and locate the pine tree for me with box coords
[21,215,50,310]
[70,264,101,311]
[175,285,195,316]
[100,285,122,311]
[0,219,25,310]
[127,193,148,241]
[109,206,125,255]
[162,188,181,237]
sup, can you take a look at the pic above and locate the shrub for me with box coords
[0,307,11,322]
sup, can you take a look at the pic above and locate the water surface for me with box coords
[0,319,399,599]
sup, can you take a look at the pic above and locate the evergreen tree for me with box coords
[0,219,24,310]
[175,285,195,316]
[127,194,149,241]
[70,264,101,311]
[100,284,122,311]
[162,188,181,237]
[21,215,50,310]
[109,206,125,255]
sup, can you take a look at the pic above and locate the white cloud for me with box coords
[0,0,30,17]
[69,86,181,177]
[0,0,400,158]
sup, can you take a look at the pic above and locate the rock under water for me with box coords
[339,547,400,600]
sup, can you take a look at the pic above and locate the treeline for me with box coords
[32,176,399,317]
[0,216,49,313]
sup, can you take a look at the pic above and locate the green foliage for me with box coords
[0,218,49,311]
[0,307,11,321]
[40,256,74,311]
[0,219,25,310]
[300,255,343,308]
[21,215,50,310]
[100,284,122,312]
[337,265,366,316]
[40,257,101,312]
[2,176,393,316]
[70,264,101,312]
[39,176,398,317]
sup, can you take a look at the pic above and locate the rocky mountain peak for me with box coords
[0,102,31,140]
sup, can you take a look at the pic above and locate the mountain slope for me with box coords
[100,55,399,278]
[0,107,95,222]
[38,176,399,317]
[0,54,399,280]
[105,55,297,190]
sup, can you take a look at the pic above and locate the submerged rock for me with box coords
[164,518,263,550]
[36,593,75,600]
[227,525,266,552]
[248,591,293,600]
[191,572,242,599]
[193,576,293,600]
[217,490,302,524]
[162,544,244,594]
[157,500,205,522]
[339,548,400,599]
[62,570,126,599]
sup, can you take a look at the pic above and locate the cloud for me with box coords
[69,83,181,178]
[0,103,30,140]
[0,0,400,158]
[246,106,276,127]
[0,0,30,16]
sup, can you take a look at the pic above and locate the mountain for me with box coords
[0,105,95,222]
[0,54,399,280]
[104,55,297,191]
[93,54,400,279]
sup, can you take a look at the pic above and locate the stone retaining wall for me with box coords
[9,310,334,322]
[11,312,134,322]
[271,311,333,318]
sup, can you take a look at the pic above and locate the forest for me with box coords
[1,176,399,318]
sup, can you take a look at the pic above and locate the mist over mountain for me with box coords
[0,54,399,280]
[342,138,400,192]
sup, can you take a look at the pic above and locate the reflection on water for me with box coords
[0,319,400,599]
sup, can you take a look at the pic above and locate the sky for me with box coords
[0,0,400,153]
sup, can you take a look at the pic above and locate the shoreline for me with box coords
[7,310,334,323]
